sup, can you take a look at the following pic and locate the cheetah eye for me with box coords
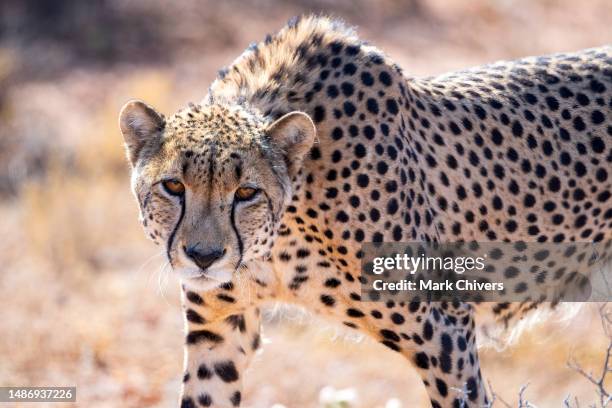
[162,179,185,196]
[235,186,259,202]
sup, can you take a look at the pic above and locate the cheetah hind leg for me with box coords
[405,303,489,407]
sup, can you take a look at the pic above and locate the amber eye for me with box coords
[235,186,258,202]
[162,179,185,196]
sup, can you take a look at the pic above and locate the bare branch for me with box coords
[567,303,612,408]
[486,380,512,408]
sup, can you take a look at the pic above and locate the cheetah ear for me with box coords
[267,111,316,176]
[119,99,165,166]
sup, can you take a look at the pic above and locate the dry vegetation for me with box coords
[0,0,611,406]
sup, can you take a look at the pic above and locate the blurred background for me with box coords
[0,0,611,406]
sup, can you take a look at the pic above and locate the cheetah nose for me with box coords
[184,245,225,271]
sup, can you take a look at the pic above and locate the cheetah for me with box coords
[119,16,612,408]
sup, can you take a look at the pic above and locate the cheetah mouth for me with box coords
[178,265,235,289]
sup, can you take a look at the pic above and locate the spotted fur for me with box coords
[120,15,612,407]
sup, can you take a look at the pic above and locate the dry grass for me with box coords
[0,1,611,406]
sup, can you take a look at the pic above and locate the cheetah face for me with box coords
[119,100,315,290]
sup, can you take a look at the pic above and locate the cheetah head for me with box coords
[119,100,315,290]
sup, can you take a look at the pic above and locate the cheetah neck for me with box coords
[206,15,442,249]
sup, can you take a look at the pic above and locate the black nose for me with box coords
[184,246,224,271]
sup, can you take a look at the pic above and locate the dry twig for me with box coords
[567,304,612,408]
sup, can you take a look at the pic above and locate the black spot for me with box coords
[357,174,370,188]
[440,333,453,354]
[491,128,503,145]
[489,99,503,109]
[347,308,365,318]
[332,127,343,140]
[386,99,399,114]
[361,72,374,86]
[591,136,605,153]
[296,248,311,258]
[423,320,433,340]
[225,314,246,332]
[313,106,325,123]
[439,352,452,373]
[590,79,606,93]
[187,330,223,345]
[197,394,212,407]
[505,220,518,233]
[197,363,213,380]
[320,294,335,306]
[343,101,356,116]
[548,176,561,192]
[415,352,429,369]
[341,82,355,97]
[545,96,559,111]
[217,293,236,303]
[181,397,196,408]
[363,125,376,140]
[466,377,479,401]
[186,291,204,305]
[310,147,322,161]
[343,63,357,75]
[186,309,206,324]
[381,329,401,342]
[366,98,379,114]
[449,122,461,135]
[379,71,392,86]
[474,105,487,119]
[576,93,590,106]
[592,110,605,124]
[327,85,339,98]
[382,340,401,352]
[436,378,448,397]
[391,313,405,325]
[325,278,341,288]
[345,44,360,55]
[524,93,538,104]
[511,121,523,137]
[354,144,367,158]
[573,116,586,131]
[336,211,349,222]
[214,361,239,383]
[230,391,241,407]
[574,161,587,177]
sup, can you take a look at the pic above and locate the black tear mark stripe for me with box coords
[230,200,244,268]
[167,195,186,265]
[207,145,216,203]
[186,329,224,345]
